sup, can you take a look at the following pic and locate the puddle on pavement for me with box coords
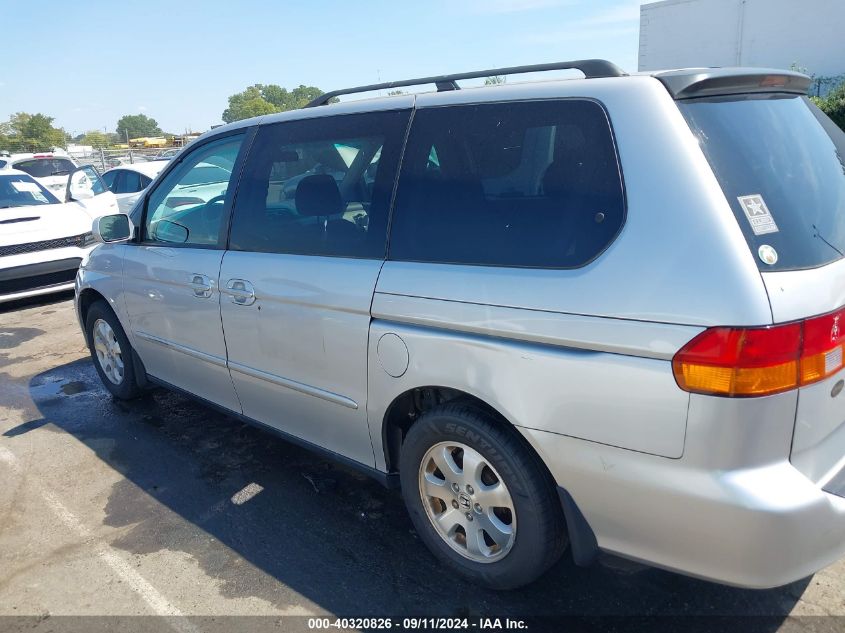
[29,379,90,401]
[0,327,44,350]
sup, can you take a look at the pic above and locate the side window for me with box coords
[229,110,411,258]
[389,100,625,268]
[140,174,152,189]
[101,170,118,191]
[144,134,244,247]
[115,170,142,194]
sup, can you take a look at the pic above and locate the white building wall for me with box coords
[639,0,845,77]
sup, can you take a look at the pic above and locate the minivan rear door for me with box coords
[679,93,845,486]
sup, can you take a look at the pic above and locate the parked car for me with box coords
[1,155,119,219]
[153,148,181,161]
[0,169,100,303]
[75,60,845,591]
[102,162,168,214]
[2,152,78,197]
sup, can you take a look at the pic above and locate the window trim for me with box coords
[136,126,257,250]
[385,97,628,271]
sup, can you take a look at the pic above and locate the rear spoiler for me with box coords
[653,68,811,100]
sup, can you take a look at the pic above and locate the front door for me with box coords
[219,110,410,465]
[122,132,248,413]
[66,165,120,219]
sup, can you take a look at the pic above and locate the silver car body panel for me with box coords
[519,392,845,588]
[121,245,241,413]
[367,320,690,460]
[762,259,845,487]
[762,256,845,323]
[218,251,379,466]
[371,293,704,361]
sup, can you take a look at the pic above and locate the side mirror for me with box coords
[92,214,133,244]
[151,219,189,243]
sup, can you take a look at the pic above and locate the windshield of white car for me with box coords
[0,174,61,208]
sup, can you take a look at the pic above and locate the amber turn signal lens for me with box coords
[674,307,845,397]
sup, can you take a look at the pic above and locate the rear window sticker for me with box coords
[738,194,779,235]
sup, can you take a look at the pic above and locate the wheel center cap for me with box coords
[457,492,471,510]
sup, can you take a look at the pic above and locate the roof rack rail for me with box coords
[306,59,626,107]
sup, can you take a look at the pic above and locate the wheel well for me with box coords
[381,386,512,473]
[77,288,107,335]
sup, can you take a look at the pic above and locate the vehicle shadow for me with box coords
[10,357,810,626]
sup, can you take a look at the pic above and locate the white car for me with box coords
[2,152,78,197]
[1,154,119,220]
[0,169,102,303]
[102,162,167,214]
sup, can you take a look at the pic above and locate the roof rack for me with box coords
[305,59,627,107]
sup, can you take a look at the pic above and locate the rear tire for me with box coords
[399,403,568,589]
[85,300,143,400]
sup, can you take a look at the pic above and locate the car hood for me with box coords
[0,202,91,247]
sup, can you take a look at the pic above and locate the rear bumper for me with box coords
[523,425,845,589]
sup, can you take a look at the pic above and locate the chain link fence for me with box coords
[68,147,180,173]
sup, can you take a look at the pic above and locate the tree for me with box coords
[3,112,67,152]
[814,81,845,131]
[116,114,162,141]
[222,84,329,123]
[81,130,110,149]
[484,76,507,86]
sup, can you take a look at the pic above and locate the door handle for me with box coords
[225,279,256,306]
[189,273,213,299]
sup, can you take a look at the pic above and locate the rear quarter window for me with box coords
[680,94,845,271]
[388,99,625,268]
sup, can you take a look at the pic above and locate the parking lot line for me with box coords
[0,445,199,633]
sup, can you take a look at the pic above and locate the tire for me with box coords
[399,403,568,590]
[85,300,143,400]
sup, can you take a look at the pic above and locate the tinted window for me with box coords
[230,110,410,258]
[115,170,143,194]
[680,94,845,271]
[14,158,75,178]
[144,135,244,247]
[140,174,152,188]
[101,170,118,191]
[389,100,625,268]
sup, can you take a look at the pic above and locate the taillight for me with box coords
[673,306,845,397]
[801,308,845,385]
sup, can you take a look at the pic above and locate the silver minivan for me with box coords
[75,60,845,590]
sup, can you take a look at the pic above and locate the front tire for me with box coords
[85,300,143,400]
[399,403,568,590]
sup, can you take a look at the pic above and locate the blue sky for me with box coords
[1,0,644,135]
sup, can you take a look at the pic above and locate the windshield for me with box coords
[0,174,60,208]
[680,94,845,271]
